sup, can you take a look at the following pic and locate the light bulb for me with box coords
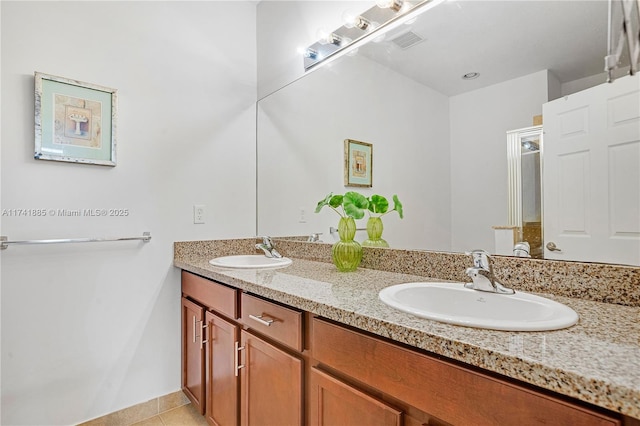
[343,12,374,31]
[307,50,318,59]
[342,9,358,28]
[378,0,404,12]
[316,28,329,45]
[399,1,412,13]
[298,48,318,59]
[367,21,380,32]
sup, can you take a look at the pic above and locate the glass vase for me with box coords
[332,217,362,272]
[362,217,389,248]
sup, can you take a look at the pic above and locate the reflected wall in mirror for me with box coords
[257,0,640,266]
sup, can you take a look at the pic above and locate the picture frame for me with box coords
[34,72,117,166]
[344,139,372,187]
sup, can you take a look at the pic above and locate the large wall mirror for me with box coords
[257,0,640,266]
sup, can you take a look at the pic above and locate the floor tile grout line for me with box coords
[129,395,182,426]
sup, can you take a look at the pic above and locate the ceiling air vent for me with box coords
[389,30,425,50]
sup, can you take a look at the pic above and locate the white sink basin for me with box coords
[209,255,292,269]
[379,282,579,331]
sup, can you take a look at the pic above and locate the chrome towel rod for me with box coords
[329,226,366,234]
[0,232,151,250]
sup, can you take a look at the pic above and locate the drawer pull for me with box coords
[249,314,274,327]
[235,341,245,377]
[199,322,208,349]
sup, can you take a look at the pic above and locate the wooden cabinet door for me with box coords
[239,330,302,426]
[309,367,402,426]
[205,311,240,426]
[182,297,205,414]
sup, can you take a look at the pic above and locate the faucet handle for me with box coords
[258,236,273,247]
[307,233,323,242]
[465,249,489,268]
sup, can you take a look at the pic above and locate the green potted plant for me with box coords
[315,191,368,272]
[362,194,403,247]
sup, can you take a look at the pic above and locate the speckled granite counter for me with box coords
[174,240,640,420]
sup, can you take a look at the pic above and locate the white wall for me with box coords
[257,54,451,251]
[1,2,256,424]
[449,70,550,253]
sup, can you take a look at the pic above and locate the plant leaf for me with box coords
[393,194,404,219]
[343,191,368,219]
[368,194,389,214]
[329,194,343,208]
[315,193,333,213]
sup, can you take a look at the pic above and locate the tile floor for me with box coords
[131,403,207,426]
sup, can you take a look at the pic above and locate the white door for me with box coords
[543,74,640,265]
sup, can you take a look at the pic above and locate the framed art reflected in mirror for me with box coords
[344,139,372,188]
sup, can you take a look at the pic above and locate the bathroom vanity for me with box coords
[175,239,640,425]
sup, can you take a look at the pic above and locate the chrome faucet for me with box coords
[464,249,514,294]
[307,233,322,242]
[255,236,282,258]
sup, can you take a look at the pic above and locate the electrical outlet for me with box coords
[299,208,307,223]
[194,204,205,224]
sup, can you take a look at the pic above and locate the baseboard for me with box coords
[78,390,190,425]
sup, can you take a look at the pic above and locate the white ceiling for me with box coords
[358,0,613,95]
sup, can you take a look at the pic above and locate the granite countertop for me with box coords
[175,254,640,420]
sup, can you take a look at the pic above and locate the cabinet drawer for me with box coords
[312,317,620,426]
[240,293,303,352]
[182,271,238,319]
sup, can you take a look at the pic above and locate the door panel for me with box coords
[309,367,402,426]
[543,74,640,265]
[182,297,205,415]
[240,330,302,426]
[206,311,239,426]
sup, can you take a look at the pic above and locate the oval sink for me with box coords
[209,255,292,269]
[379,282,578,331]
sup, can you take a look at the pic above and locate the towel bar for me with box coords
[0,232,151,250]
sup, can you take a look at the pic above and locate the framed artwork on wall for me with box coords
[34,72,117,166]
[344,139,372,187]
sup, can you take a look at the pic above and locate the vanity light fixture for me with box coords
[302,0,443,71]
[462,72,480,80]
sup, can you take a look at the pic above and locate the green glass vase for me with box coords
[332,217,362,272]
[362,217,389,248]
